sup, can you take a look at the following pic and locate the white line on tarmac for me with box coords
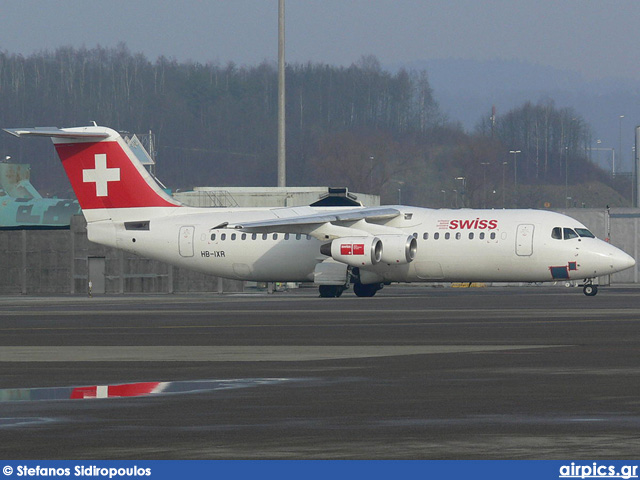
[0,345,564,362]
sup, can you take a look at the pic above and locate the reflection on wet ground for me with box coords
[0,378,298,402]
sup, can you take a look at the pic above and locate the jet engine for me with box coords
[378,234,417,264]
[320,236,382,267]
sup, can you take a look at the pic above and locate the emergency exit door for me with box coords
[179,226,195,257]
[516,224,534,256]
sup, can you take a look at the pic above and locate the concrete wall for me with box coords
[0,215,243,295]
[0,229,73,294]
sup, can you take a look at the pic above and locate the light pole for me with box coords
[509,150,521,207]
[389,179,404,204]
[455,176,466,207]
[509,150,521,186]
[565,146,569,208]
[619,115,625,172]
[396,180,404,204]
[277,0,286,187]
[502,161,507,208]
[480,162,490,208]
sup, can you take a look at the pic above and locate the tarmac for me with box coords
[0,285,639,459]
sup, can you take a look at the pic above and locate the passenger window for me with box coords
[490,232,496,240]
[434,232,439,240]
[211,234,216,241]
[551,227,562,239]
[284,233,290,240]
[468,232,474,240]
[273,233,278,240]
[231,233,236,240]
[479,232,485,240]
[251,233,257,240]
[221,233,226,241]
[241,233,246,240]
[306,235,311,240]
[576,228,595,238]
[455,232,461,240]
[262,233,268,240]
[563,228,579,240]
[445,232,451,240]
[423,232,428,240]
[296,234,302,240]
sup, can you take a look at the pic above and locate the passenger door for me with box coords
[516,224,534,256]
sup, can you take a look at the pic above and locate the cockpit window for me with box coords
[551,227,562,239]
[563,228,579,240]
[575,228,595,238]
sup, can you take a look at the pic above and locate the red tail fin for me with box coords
[4,126,181,215]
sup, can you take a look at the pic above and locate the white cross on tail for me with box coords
[83,154,120,197]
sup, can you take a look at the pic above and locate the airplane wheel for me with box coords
[583,285,598,296]
[319,285,345,298]
[353,283,380,297]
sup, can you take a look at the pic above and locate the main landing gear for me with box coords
[353,282,383,297]
[582,279,598,297]
[318,267,385,298]
[318,285,345,298]
[318,282,383,298]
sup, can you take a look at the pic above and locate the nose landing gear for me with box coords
[582,280,598,296]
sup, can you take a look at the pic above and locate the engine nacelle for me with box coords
[378,234,417,264]
[321,236,382,267]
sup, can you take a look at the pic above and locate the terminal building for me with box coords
[173,186,379,209]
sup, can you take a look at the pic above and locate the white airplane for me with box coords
[4,125,635,297]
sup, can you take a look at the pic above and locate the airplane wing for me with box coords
[227,206,401,230]
[222,206,406,240]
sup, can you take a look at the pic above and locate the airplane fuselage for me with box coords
[93,205,629,285]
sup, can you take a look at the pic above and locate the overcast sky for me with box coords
[2,0,640,81]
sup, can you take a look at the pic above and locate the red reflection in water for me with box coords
[70,382,164,399]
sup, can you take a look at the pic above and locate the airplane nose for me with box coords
[612,249,636,273]
[584,242,636,276]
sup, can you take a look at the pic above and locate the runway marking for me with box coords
[1,308,639,318]
[0,315,637,334]
[0,345,563,362]
[0,417,56,428]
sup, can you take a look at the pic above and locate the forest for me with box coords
[0,44,629,208]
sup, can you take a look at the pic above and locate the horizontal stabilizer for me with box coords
[3,127,110,140]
